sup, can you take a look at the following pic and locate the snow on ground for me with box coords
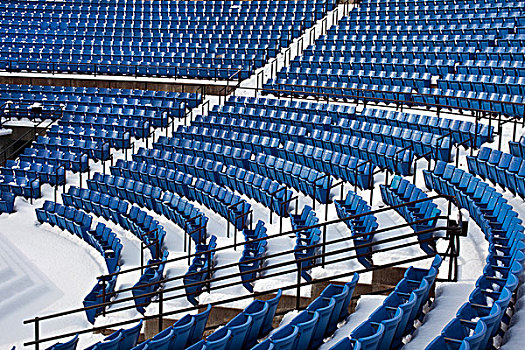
[0,187,106,348]
[3,1,525,347]
[0,128,12,136]
[319,295,386,349]
[403,282,477,349]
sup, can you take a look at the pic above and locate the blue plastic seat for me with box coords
[260,290,282,337]
[320,283,350,333]
[350,321,385,350]
[306,295,336,348]
[45,335,79,350]
[288,310,319,349]
[244,300,270,347]
[206,327,232,350]
[368,305,404,350]
[329,337,361,350]
[89,333,123,350]
[187,305,212,347]
[270,324,299,350]
[225,313,253,350]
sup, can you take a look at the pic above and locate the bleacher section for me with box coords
[264,0,525,116]
[0,83,200,210]
[423,160,523,349]
[36,201,122,323]
[381,175,441,254]
[0,0,335,80]
[0,84,200,127]
[5,0,525,348]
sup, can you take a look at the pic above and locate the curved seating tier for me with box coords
[279,140,374,189]
[467,147,525,197]
[332,256,441,350]
[35,201,122,323]
[36,201,122,273]
[210,104,333,132]
[219,164,292,217]
[153,137,251,169]
[260,273,359,350]
[110,159,194,199]
[62,186,165,259]
[184,236,217,306]
[0,173,40,199]
[239,220,268,292]
[47,125,130,150]
[0,1,336,79]
[335,191,378,268]
[0,84,200,126]
[380,175,441,254]
[132,148,254,228]
[20,147,89,173]
[34,135,111,162]
[331,118,452,161]
[307,129,414,176]
[193,115,308,145]
[423,160,524,349]
[58,114,151,139]
[88,171,210,244]
[172,126,281,156]
[291,206,320,282]
[359,108,493,148]
[156,136,320,207]
[87,172,163,212]
[1,160,65,186]
[250,153,331,204]
[224,95,356,124]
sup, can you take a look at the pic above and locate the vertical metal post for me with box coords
[184,225,187,253]
[325,177,330,222]
[312,184,317,211]
[140,242,144,275]
[473,112,479,156]
[280,205,283,235]
[322,224,327,268]
[158,289,164,333]
[513,118,518,142]
[188,236,191,266]
[296,263,302,310]
[269,197,274,225]
[498,113,503,151]
[207,250,212,293]
[34,317,40,350]
[412,159,418,185]
[101,278,107,316]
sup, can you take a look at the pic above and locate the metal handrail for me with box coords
[98,193,457,279]
[24,253,438,347]
[22,193,458,331]
[25,218,446,324]
[2,58,245,82]
[261,82,525,118]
